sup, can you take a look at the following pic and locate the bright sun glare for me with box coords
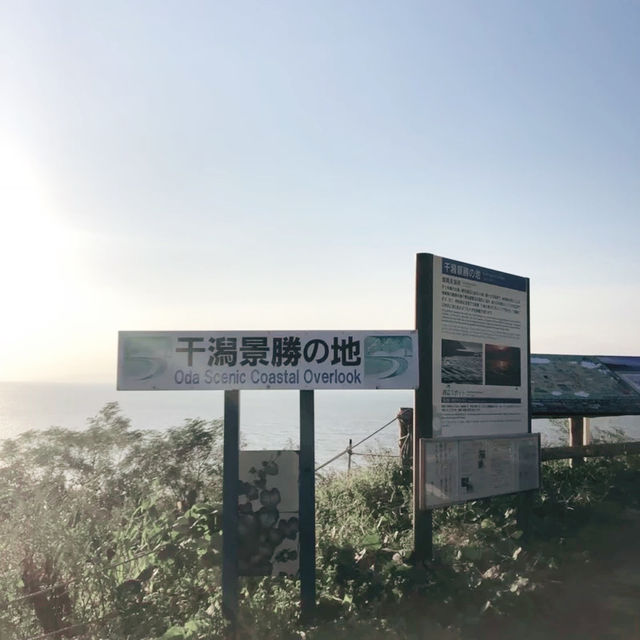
[0,141,80,377]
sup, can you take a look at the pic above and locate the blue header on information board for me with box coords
[441,258,527,292]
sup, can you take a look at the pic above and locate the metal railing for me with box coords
[315,408,411,473]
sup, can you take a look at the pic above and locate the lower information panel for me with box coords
[420,433,540,509]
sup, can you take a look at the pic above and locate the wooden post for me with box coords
[299,390,316,622]
[398,407,413,468]
[569,416,586,467]
[222,390,240,638]
[414,253,434,564]
[347,438,353,474]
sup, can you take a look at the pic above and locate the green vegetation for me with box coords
[1,405,639,639]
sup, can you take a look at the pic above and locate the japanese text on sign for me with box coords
[117,331,418,391]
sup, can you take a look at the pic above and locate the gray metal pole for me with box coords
[222,390,240,637]
[414,253,434,563]
[299,390,316,622]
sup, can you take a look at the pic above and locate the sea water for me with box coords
[1,382,639,470]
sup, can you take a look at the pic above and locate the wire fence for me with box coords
[0,544,168,640]
[18,613,117,640]
[2,547,160,610]
[315,408,411,472]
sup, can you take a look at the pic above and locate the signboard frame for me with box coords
[117,329,418,629]
[117,330,418,391]
[413,253,532,562]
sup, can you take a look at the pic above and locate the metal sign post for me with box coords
[222,390,240,636]
[299,390,316,621]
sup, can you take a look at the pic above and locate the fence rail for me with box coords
[541,441,640,461]
[315,409,640,471]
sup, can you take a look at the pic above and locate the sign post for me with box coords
[222,390,240,634]
[299,390,315,621]
[414,253,434,563]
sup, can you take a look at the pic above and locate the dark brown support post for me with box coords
[569,416,586,467]
[517,275,534,541]
[414,253,434,564]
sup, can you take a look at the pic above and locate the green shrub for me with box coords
[1,405,639,639]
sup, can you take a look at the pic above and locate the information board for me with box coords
[420,434,540,509]
[118,331,418,390]
[432,257,530,437]
[531,354,640,417]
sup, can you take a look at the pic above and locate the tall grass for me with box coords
[1,404,639,639]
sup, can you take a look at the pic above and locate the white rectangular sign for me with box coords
[432,256,530,437]
[118,331,418,390]
[420,434,540,509]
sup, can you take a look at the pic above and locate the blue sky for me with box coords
[1,1,639,381]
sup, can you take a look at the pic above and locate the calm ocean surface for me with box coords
[1,382,639,470]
